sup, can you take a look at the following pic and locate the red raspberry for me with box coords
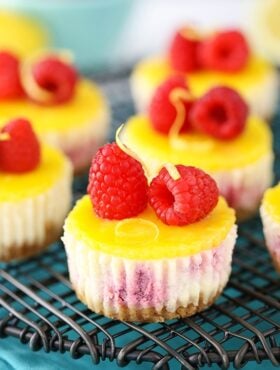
[190,86,248,140]
[198,30,250,72]
[31,56,77,105]
[168,28,202,72]
[0,51,24,99]
[149,165,219,226]
[148,75,194,135]
[87,143,148,220]
[0,118,41,173]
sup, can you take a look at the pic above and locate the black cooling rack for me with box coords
[0,71,280,370]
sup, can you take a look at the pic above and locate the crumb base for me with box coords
[76,289,222,322]
[0,223,62,262]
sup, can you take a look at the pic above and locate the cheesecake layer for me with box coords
[0,146,68,202]
[214,153,273,217]
[123,115,273,218]
[63,218,236,321]
[0,79,108,135]
[131,55,279,119]
[0,79,110,172]
[261,184,280,223]
[123,115,272,172]
[0,155,72,260]
[64,195,235,260]
[261,202,280,272]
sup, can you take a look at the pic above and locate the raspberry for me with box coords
[190,86,248,140]
[30,56,77,105]
[168,28,201,72]
[148,75,194,135]
[0,51,24,99]
[198,30,250,72]
[0,118,41,173]
[149,165,219,226]
[87,143,148,220]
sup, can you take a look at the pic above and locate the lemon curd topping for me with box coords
[65,195,235,260]
[123,115,272,172]
[0,145,67,202]
[262,184,280,223]
[0,11,48,58]
[0,79,106,134]
[134,55,275,97]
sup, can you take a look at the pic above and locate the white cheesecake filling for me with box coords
[41,107,110,171]
[63,225,237,317]
[214,153,273,213]
[0,160,72,257]
[260,205,280,268]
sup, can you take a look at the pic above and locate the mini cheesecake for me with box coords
[122,114,273,220]
[0,79,110,174]
[63,195,236,322]
[260,184,280,272]
[131,55,278,121]
[0,52,110,175]
[63,141,237,322]
[0,133,72,261]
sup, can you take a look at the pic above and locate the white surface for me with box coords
[116,0,255,63]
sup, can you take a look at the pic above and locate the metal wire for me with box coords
[0,72,280,369]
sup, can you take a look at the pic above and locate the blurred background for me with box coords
[0,1,279,370]
[0,0,270,72]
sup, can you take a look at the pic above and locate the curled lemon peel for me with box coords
[169,88,214,151]
[21,61,52,103]
[179,27,201,41]
[115,218,159,246]
[164,163,181,180]
[20,48,75,104]
[117,124,181,183]
[169,87,192,138]
[0,118,16,141]
[116,124,151,180]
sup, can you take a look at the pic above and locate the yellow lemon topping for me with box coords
[133,55,275,97]
[0,11,48,58]
[65,195,235,260]
[0,79,106,134]
[262,184,280,223]
[0,145,67,202]
[123,115,272,172]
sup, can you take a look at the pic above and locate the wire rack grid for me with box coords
[0,71,280,370]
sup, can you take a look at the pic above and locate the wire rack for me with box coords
[0,71,280,370]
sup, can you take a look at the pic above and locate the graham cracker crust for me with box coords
[75,289,223,323]
[0,223,63,262]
